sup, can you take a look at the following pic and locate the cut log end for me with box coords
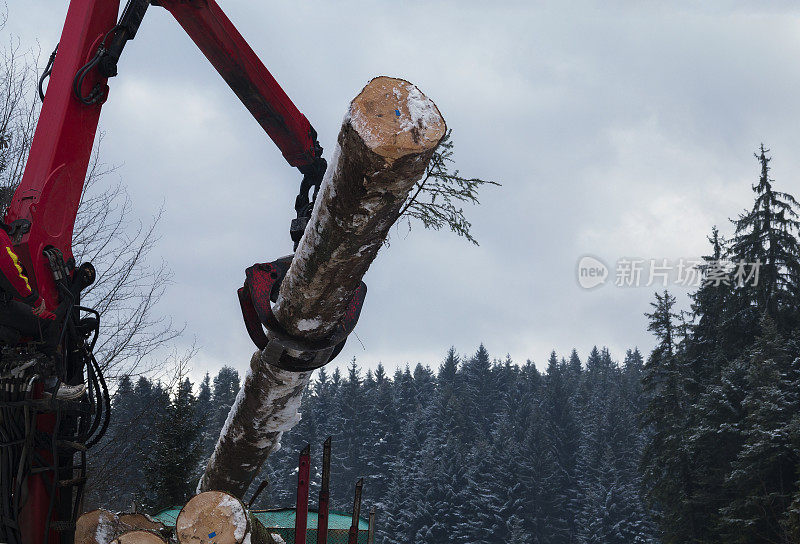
[75,509,119,544]
[176,491,248,544]
[349,76,446,160]
[110,531,167,544]
[77,510,167,544]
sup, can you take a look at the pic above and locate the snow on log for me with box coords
[198,356,309,495]
[274,76,446,339]
[110,531,167,544]
[199,76,446,496]
[175,491,276,544]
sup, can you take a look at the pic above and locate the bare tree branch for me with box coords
[0,28,182,380]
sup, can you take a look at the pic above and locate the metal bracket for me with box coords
[7,219,31,244]
[261,329,336,373]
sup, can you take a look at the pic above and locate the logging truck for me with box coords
[0,1,444,543]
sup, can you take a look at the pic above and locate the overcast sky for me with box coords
[7,1,800,379]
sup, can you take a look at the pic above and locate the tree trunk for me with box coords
[197,355,310,495]
[198,76,445,496]
[274,76,446,339]
[175,491,275,544]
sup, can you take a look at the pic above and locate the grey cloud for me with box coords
[7,1,800,379]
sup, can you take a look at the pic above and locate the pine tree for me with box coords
[508,515,530,544]
[491,371,531,542]
[543,350,580,542]
[718,318,800,542]
[195,373,213,472]
[579,348,657,544]
[85,375,138,509]
[146,378,202,510]
[412,363,436,407]
[454,445,504,544]
[211,366,240,437]
[437,347,469,441]
[312,366,335,442]
[518,393,560,543]
[122,376,170,509]
[685,227,736,380]
[382,402,436,544]
[366,363,399,505]
[337,359,364,492]
[394,366,417,429]
[462,344,495,438]
[729,145,800,329]
[641,291,698,543]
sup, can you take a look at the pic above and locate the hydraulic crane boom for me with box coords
[5,0,322,309]
[156,0,321,168]
[3,1,325,542]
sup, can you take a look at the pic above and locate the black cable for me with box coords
[0,380,19,544]
[0,372,37,544]
[86,353,110,448]
[73,25,119,105]
[291,156,327,250]
[38,45,58,102]
[82,354,102,443]
[0,282,108,538]
[42,408,63,544]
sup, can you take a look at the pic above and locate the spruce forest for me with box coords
[86,147,800,543]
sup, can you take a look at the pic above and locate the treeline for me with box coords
[269,347,659,544]
[85,145,800,544]
[87,344,660,544]
[640,146,800,543]
[84,366,240,511]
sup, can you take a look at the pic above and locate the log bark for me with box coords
[199,76,445,495]
[197,356,310,495]
[175,491,275,544]
[110,531,167,544]
[118,513,166,534]
[274,76,446,339]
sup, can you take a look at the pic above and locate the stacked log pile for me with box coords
[76,509,167,544]
[76,491,279,544]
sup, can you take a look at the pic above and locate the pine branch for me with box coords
[399,130,500,245]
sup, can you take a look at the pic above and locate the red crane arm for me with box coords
[8,2,323,542]
[5,0,121,310]
[6,0,321,309]
[157,0,320,169]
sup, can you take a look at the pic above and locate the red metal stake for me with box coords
[367,508,375,544]
[347,478,364,544]
[295,444,311,544]
[316,437,332,544]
